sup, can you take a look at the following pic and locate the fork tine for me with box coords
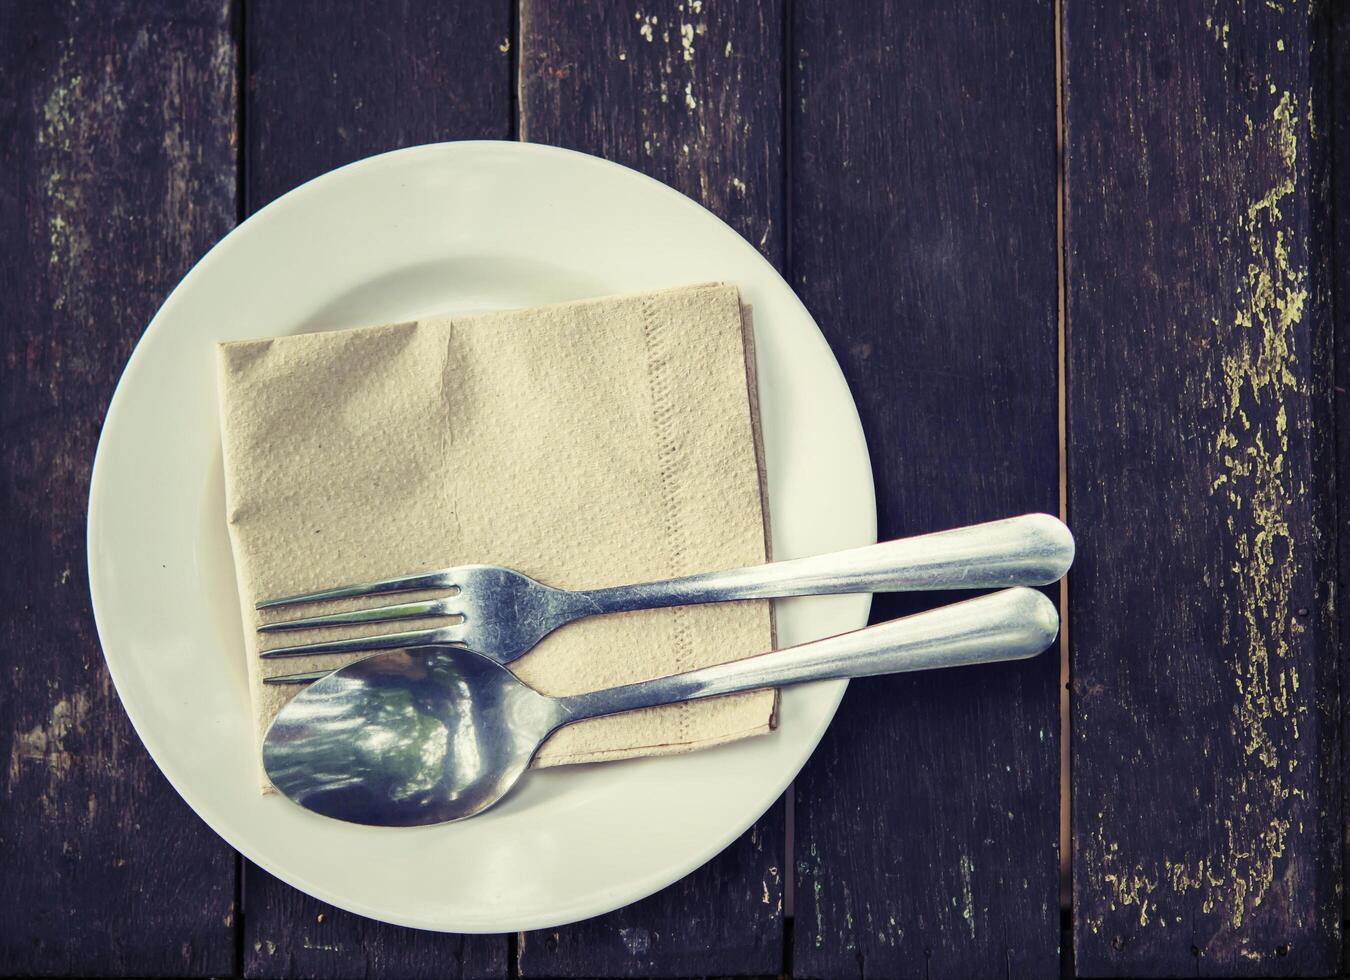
[259,625,461,659]
[255,569,456,610]
[264,668,333,685]
[258,598,457,633]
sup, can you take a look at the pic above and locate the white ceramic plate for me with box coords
[88,142,875,933]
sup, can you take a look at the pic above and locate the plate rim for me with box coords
[87,139,876,932]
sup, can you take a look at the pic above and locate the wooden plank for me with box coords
[516,1,786,976]
[515,820,783,979]
[244,865,508,980]
[1064,1,1338,975]
[0,1,239,975]
[1336,0,1350,972]
[241,3,512,976]
[788,2,1062,978]
[244,0,515,211]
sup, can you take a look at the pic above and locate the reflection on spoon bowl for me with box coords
[264,650,560,826]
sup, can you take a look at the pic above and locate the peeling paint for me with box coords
[620,926,652,957]
[37,45,89,289]
[8,692,92,801]
[959,854,976,939]
[814,878,824,948]
[1104,867,1158,927]
[1204,87,1305,932]
[1088,67,1316,956]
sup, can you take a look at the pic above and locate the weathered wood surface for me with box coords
[515,2,787,975]
[245,0,514,211]
[1335,0,1350,972]
[788,2,1062,978]
[0,1,239,975]
[6,2,1348,978]
[1064,0,1338,975]
[244,865,508,980]
[241,3,512,976]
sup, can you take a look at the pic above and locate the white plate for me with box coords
[87,142,875,933]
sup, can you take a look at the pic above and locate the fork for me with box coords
[256,513,1073,667]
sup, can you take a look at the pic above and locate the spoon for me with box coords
[263,587,1059,827]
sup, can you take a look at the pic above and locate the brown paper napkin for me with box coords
[217,283,777,789]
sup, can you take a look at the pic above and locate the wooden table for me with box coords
[1,2,1341,977]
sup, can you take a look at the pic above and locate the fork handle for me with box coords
[575,513,1072,614]
[560,588,1057,722]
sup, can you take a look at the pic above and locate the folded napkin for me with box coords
[217,284,777,790]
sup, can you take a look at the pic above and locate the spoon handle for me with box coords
[575,514,1073,613]
[559,587,1058,723]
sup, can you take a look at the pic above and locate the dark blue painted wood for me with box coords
[515,2,787,976]
[0,1,239,975]
[1335,0,1350,972]
[789,2,1062,977]
[1065,0,1338,975]
[241,3,512,975]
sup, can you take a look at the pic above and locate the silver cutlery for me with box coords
[256,513,1073,666]
[262,587,1059,826]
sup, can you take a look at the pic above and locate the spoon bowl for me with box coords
[264,650,562,825]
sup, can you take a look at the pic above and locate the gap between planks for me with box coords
[1054,0,1071,928]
